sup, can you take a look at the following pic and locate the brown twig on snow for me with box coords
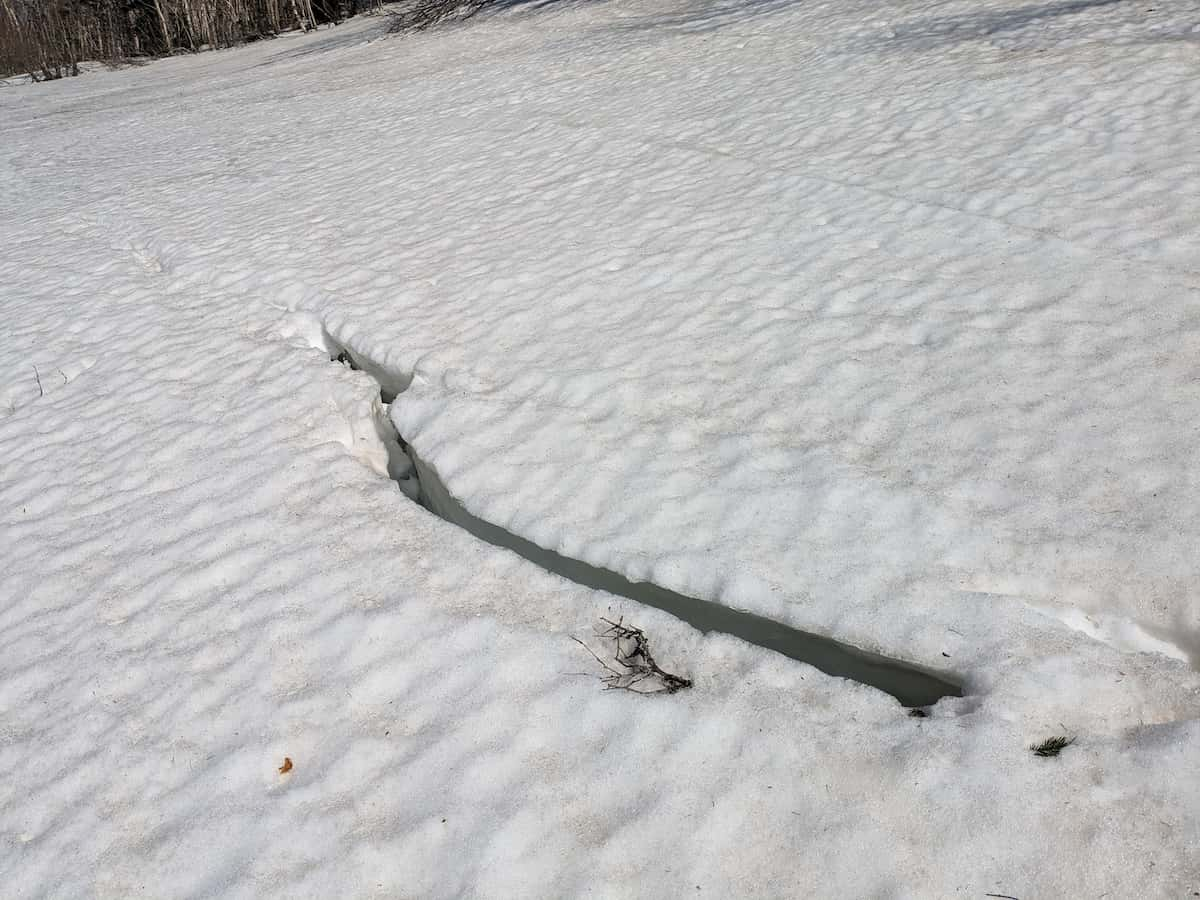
[571,618,692,695]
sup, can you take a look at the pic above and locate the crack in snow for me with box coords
[326,336,964,709]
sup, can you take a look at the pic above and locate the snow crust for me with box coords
[2,0,1200,895]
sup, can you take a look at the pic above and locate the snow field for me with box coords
[2,0,1200,895]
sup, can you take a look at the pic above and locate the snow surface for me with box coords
[3,0,1200,895]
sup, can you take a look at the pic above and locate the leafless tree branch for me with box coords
[571,618,693,695]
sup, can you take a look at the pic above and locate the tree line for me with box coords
[0,0,377,81]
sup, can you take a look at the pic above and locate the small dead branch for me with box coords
[571,617,692,695]
[1029,735,1074,758]
[33,365,43,398]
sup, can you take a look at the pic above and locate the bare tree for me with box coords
[0,0,377,79]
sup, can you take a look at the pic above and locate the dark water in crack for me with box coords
[409,450,962,708]
[333,346,963,708]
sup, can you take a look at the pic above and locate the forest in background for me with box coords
[1,0,380,80]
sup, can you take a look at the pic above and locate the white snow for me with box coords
[3,0,1200,895]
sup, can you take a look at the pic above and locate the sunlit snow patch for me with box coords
[1028,602,1193,666]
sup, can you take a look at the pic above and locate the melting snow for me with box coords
[3,0,1200,895]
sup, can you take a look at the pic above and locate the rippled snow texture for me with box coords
[2,0,1200,896]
